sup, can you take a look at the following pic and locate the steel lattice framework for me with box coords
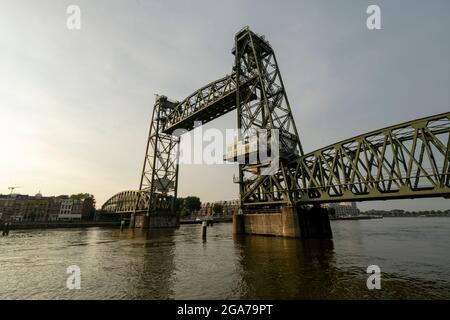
[102,27,450,215]
[135,96,180,215]
[244,112,450,207]
[234,28,303,210]
[102,190,148,213]
[295,112,450,202]
[162,74,238,134]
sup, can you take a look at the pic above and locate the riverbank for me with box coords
[3,217,233,231]
[180,217,232,224]
[330,215,383,221]
[7,221,122,231]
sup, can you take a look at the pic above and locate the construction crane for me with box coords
[8,186,23,194]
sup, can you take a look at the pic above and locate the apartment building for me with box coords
[0,193,95,222]
[325,202,360,217]
[198,200,239,217]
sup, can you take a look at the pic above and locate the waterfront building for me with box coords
[198,200,239,217]
[325,202,360,217]
[48,197,64,221]
[0,193,95,222]
[0,194,50,222]
[57,198,79,220]
[21,193,51,221]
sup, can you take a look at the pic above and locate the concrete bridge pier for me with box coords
[233,205,332,238]
[129,213,136,229]
[131,213,179,229]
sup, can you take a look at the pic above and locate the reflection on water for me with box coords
[111,228,177,299]
[1,218,450,299]
[234,235,337,299]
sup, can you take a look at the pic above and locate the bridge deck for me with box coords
[162,88,237,134]
[162,74,255,134]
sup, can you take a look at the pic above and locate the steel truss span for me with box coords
[293,112,450,203]
[102,190,175,214]
[102,190,145,213]
[102,27,450,214]
[240,112,450,207]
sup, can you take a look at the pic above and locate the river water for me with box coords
[1,217,450,299]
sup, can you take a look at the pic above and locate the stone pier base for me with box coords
[233,205,332,238]
[132,213,179,229]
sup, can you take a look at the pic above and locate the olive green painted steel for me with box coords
[101,27,450,214]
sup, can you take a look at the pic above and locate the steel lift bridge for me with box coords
[102,27,450,237]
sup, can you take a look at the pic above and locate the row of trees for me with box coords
[174,196,224,218]
[70,193,96,220]
[70,193,95,202]
[212,203,223,215]
[175,196,201,218]
[70,194,225,219]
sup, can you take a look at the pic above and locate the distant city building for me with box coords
[0,193,95,222]
[364,209,450,217]
[198,200,239,217]
[57,199,82,221]
[0,194,52,222]
[48,197,64,221]
[325,202,360,217]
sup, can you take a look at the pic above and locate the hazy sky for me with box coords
[1,0,449,211]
